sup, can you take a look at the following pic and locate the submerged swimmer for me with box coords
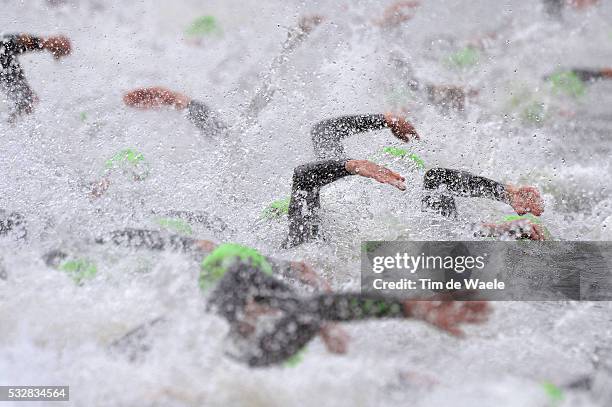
[123,86,227,136]
[311,112,419,160]
[545,68,612,83]
[284,159,407,248]
[390,56,479,112]
[0,33,71,120]
[62,232,350,358]
[201,245,490,366]
[422,168,546,239]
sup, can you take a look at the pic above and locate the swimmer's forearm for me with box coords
[311,114,387,145]
[0,34,44,56]
[423,168,510,204]
[569,68,612,82]
[313,293,407,321]
[311,115,387,158]
[16,34,45,52]
[291,159,352,192]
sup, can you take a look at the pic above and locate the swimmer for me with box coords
[91,228,331,292]
[201,245,490,366]
[422,168,545,219]
[545,68,612,83]
[79,233,349,357]
[375,1,420,27]
[311,113,419,160]
[284,159,406,248]
[390,55,479,112]
[123,86,227,136]
[87,148,150,199]
[0,33,71,120]
[542,0,600,17]
[245,14,324,118]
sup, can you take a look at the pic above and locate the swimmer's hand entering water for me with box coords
[123,87,191,110]
[320,323,349,354]
[403,299,491,337]
[384,112,420,142]
[505,185,544,216]
[40,35,71,59]
[345,160,407,191]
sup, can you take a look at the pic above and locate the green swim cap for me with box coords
[447,47,479,68]
[155,217,193,235]
[542,382,564,403]
[186,15,220,37]
[105,148,150,181]
[59,258,97,284]
[548,71,586,98]
[382,146,425,169]
[199,243,273,291]
[262,197,290,220]
[284,348,307,367]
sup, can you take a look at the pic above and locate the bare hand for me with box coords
[289,261,332,292]
[123,87,190,109]
[506,185,544,216]
[42,35,71,59]
[320,323,349,354]
[89,178,110,199]
[403,299,491,337]
[384,112,420,142]
[377,1,420,27]
[345,160,406,191]
[298,14,324,33]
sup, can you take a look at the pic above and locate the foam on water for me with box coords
[1,0,611,406]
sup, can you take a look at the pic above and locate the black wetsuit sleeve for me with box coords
[245,292,407,367]
[95,229,198,252]
[423,168,509,203]
[283,159,352,248]
[0,34,43,117]
[421,168,509,218]
[1,34,44,57]
[311,114,387,159]
[186,99,228,136]
[308,293,407,321]
[571,69,607,82]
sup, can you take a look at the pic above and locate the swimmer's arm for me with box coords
[311,114,418,152]
[2,34,71,59]
[423,168,511,203]
[291,159,353,192]
[1,34,44,56]
[185,99,228,133]
[571,68,612,82]
[292,159,406,192]
[123,87,191,109]
[316,294,490,336]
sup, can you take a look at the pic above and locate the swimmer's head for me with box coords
[199,243,272,291]
[105,148,150,181]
